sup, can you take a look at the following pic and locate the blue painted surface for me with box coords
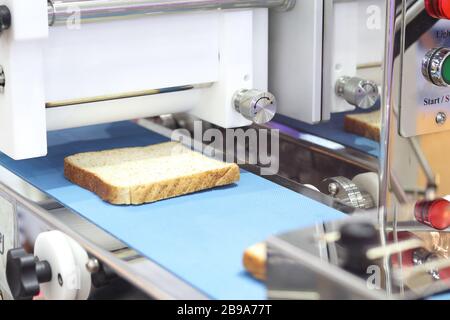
[0,121,345,299]
[429,292,450,300]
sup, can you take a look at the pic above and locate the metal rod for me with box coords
[366,238,423,260]
[378,0,397,297]
[408,136,436,188]
[45,84,203,108]
[48,0,296,26]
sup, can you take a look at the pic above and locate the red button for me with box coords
[415,198,450,230]
[426,0,450,19]
[388,232,416,268]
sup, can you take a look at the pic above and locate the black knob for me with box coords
[339,222,379,246]
[0,6,11,34]
[6,248,52,300]
[91,262,117,288]
[337,222,380,274]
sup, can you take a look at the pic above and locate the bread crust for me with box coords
[64,154,240,205]
[344,114,380,141]
[243,243,267,281]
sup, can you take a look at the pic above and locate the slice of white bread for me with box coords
[64,142,240,205]
[344,110,381,141]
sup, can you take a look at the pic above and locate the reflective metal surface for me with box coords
[233,89,277,124]
[320,176,375,209]
[379,0,450,298]
[267,215,450,300]
[335,76,380,110]
[398,2,450,137]
[263,0,450,300]
[45,84,204,109]
[48,0,296,26]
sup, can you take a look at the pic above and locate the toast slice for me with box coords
[344,110,381,141]
[64,142,240,205]
[243,242,267,281]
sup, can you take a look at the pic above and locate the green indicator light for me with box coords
[442,55,450,85]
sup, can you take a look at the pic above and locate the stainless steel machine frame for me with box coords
[47,0,296,25]
[263,0,450,300]
[5,0,450,300]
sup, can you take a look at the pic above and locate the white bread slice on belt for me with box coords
[64,141,240,205]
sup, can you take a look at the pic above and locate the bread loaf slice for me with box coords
[243,242,267,281]
[64,142,240,205]
[344,110,381,141]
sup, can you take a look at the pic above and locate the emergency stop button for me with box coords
[426,0,450,19]
[422,47,450,86]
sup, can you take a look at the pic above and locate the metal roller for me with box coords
[47,0,296,26]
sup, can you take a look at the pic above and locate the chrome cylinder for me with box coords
[233,88,277,124]
[47,0,296,26]
[335,76,380,110]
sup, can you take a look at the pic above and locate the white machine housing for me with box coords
[270,0,385,123]
[0,0,269,160]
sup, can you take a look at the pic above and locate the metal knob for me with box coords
[321,176,375,210]
[233,89,277,124]
[337,222,379,275]
[413,248,442,281]
[335,76,380,109]
[422,47,450,87]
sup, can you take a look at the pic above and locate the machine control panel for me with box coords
[398,0,450,137]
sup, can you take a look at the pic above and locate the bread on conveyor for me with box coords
[64,141,240,205]
[243,242,267,281]
[344,110,381,141]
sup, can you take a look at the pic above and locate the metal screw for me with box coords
[436,112,447,125]
[0,66,5,93]
[85,258,100,273]
[57,273,63,286]
[328,182,339,196]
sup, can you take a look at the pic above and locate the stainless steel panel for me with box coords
[399,2,450,137]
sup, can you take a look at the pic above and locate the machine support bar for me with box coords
[47,0,296,26]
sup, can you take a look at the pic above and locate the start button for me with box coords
[422,47,450,86]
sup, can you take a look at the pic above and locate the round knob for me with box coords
[0,6,11,34]
[233,89,277,124]
[335,76,380,109]
[337,222,379,274]
[321,177,375,209]
[339,222,379,247]
[422,47,450,87]
[6,248,52,300]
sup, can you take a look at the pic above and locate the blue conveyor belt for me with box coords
[0,121,345,299]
